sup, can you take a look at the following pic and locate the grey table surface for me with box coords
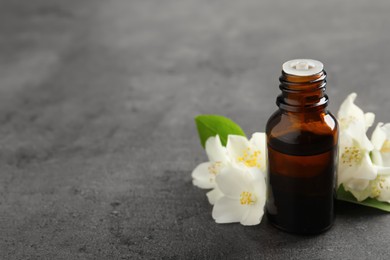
[1,0,390,259]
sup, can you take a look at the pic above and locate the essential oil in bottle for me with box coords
[266,59,338,234]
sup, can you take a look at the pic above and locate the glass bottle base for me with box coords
[266,211,334,235]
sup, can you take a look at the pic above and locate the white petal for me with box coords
[371,123,390,167]
[338,93,364,122]
[342,125,373,151]
[250,132,266,151]
[338,153,377,190]
[206,135,228,163]
[240,178,266,226]
[247,167,265,180]
[371,123,386,151]
[338,93,373,149]
[339,130,354,148]
[226,135,251,162]
[371,150,384,166]
[212,196,247,224]
[240,204,264,226]
[376,176,390,203]
[343,179,370,192]
[364,112,375,130]
[381,153,390,167]
[249,175,266,197]
[206,188,224,205]
[345,185,371,202]
[361,135,374,151]
[340,130,373,156]
[358,153,378,180]
[375,165,390,175]
[250,132,267,171]
[215,166,252,198]
[382,123,390,136]
[192,162,216,189]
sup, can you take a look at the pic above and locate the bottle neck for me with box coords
[277,70,328,113]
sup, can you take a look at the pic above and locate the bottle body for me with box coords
[266,60,338,234]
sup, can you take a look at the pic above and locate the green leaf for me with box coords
[336,185,390,212]
[195,115,246,148]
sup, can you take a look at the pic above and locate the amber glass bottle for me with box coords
[266,59,338,234]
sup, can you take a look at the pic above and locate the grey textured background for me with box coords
[1,0,390,259]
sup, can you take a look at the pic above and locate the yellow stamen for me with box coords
[237,148,261,168]
[240,191,256,205]
[341,146,363,167]
[208,161,222,175]
[371,177,386,198]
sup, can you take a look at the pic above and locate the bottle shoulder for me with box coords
[267,109,338,134]
[266,109,338,155]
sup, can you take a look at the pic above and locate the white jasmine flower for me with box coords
[226,132,266,175]
[338,131,377,192]
[337,93,377,192]
[347,175,390,203]
[370,176,390,203]
[351,123,390,203]
[192,133,267,205]
[205,188,224,205]
[212,165,266,226]
[192,135,228,204]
